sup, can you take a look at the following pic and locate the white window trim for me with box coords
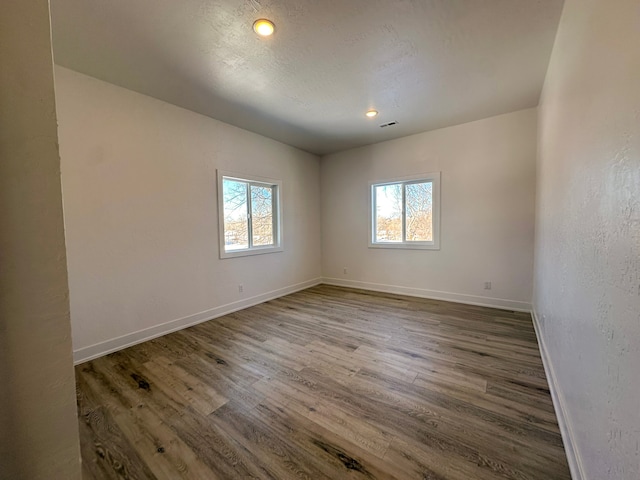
[217,169,283,259]
[368,172,441,250]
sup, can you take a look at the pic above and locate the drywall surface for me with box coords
[55,66,322,360]
[321,108,537,310]
[0,2,81,479]
[534,0,640,478]
[51,0,564,155]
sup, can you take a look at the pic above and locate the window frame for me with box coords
[368,172,441,250]
[217,169,283,259]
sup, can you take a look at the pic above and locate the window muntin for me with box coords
[370,173,440,250]
[218,171,282,258]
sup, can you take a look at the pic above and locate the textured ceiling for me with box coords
[51,0,564,155]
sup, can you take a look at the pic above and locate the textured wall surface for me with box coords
[534,0,640,478]
[0,2,81,479]
[55,67,322,359]
[321,108,537,310]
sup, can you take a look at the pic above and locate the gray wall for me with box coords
[534,0,640,478]
[0,1,82,478]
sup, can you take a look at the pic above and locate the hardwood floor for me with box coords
[76,285,571,480]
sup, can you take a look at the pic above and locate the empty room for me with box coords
[1,0,638,479]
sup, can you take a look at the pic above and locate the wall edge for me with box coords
[73,277,322,364]
[322,277,531,312]
[531,308,586,480]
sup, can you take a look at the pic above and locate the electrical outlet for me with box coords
[343,267,348,274]
[484,281,492,290]
[238,284,244,293]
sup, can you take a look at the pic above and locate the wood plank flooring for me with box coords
[76,285,571,480]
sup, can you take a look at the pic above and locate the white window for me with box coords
[217,170,282,259]
[369,172,440,250]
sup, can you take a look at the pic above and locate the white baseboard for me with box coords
[73,277,322,364]
[321,277,532,312]
[73,276,530,364]
[531,309,585,480]
[74,276,581,479]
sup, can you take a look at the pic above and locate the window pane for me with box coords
[223,178,249,250]
[375,184,402,242]
[251,185,274,246]
[405,182,433,242]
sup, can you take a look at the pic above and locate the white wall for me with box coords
[321,108,537,310]
[55,67,322,363]
[534,0,640,478]
[0,2,81,479]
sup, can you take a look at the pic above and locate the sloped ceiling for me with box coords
[51,0,564,155]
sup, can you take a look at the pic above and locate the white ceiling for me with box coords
[51,0,564,155]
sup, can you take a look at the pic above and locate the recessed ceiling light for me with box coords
[365,110,379,118]
[253,19,275,37]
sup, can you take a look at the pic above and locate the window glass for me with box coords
[370,173,440,250]
[375,183,402,242]
[251,185,274,246]
[405,182,433,242]
[223,178,249,251]
[218,171,282,258]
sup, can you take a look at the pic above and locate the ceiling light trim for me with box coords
[253,18,275,37]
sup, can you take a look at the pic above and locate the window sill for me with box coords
[368,242,440,251]
[220,246,284,259]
